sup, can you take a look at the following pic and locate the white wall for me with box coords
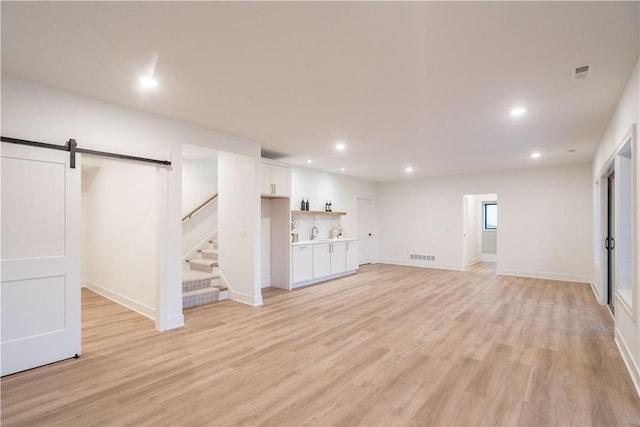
[261,199,272,288]
[592,59,640,395]
[182,200,218,259]
[82,157,158,319]
[181,155,219,258]
[290,166,376,246]
[377,164,592,282]
[2,77,261,330]
[218,152,261,305]
[463,195,480,266]
[182,156,218,217]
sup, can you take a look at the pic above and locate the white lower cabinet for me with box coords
[330,242,346,275]
[313,243,331,279]
[346,241,359,271]
[291,245,312,284]
[292,239,359,287]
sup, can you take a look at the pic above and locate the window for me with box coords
[484,202,497,230]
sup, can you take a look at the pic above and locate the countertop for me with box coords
[291,237,358,246]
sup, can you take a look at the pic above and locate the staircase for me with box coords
[183,239,228,309]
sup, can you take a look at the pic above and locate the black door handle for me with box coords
[605,237,609,249]
[368,233,372,236]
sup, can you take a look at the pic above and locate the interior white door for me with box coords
[463,197,469,267]
[357,198,373,265]
[1,142,81,376]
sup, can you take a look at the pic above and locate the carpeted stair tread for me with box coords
[183,287,220,297]
[188,259,219,267]
[182,269,220,281]
[198,248,219,260]
[186,258,219,273]
[183,287,220,309]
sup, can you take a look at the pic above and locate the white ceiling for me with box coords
[2,2,638,182]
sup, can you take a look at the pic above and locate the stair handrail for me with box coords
[182,193,218,222]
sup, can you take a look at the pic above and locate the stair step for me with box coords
[186,258,219,273]
[208,240,218,249]
[183,287,219,309]
[199,248,218,260]
[182,272,221,292]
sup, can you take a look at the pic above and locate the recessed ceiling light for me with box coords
[510,107,526,117]
[335,142,346,151]
[139,76,158,88]
[530,152,541,159]
[405,166,413,173]
[340,167,345,171]
[306,159,312,164]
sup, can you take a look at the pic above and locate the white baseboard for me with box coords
[590,280,601,303]
[465,259,479,268]
[291,270,356,289]
[229,289,263,306]
[615,329,640,398]
[496,268,590,284]
[217,269,262,306]
[480,253,496,262]
[84,280,156,320]
[261,278,271,288]
[378,259,464,272]
[161,314,185,331]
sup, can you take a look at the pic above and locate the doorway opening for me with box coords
[598,126,635,316]
[357,197,374,265]
[463,193,498,270]
[606,170,616,313]
[81,155,160,329]
[181,144,228,309]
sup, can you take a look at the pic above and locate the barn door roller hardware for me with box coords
[1,136,172,168]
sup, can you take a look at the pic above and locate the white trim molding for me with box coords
[229,289,263,306]
[165,314,185,330]
[615,329,640,398]
[84,280,156,320]
[378,259,465,272]
[496,269,590,284]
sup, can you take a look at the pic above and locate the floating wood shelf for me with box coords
[291,210,347,216]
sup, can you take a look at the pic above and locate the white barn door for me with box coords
[1,142,81,376]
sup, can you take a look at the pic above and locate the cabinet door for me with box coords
[313,243,331,278]
[260,164,273,195]
[330,243,346,275]
[291,246,312,283]
[270,165,290,197]
[346,241,359,271]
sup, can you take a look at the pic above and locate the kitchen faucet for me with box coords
[311,226,319,240]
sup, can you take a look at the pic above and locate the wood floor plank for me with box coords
[1,263,638,426]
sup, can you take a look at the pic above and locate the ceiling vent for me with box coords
[571,64,592,80]
[261,149,288,160]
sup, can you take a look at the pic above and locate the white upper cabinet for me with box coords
[261,162,290,198]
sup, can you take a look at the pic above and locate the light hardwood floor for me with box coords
[2,263,639,426]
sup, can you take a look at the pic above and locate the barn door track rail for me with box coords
[1,136,171,168]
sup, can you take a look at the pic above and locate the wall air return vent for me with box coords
[571,64,592,80]
[410,254,436,261]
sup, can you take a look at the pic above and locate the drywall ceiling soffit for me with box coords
[182,143,218,161]
[2,2,639,181]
